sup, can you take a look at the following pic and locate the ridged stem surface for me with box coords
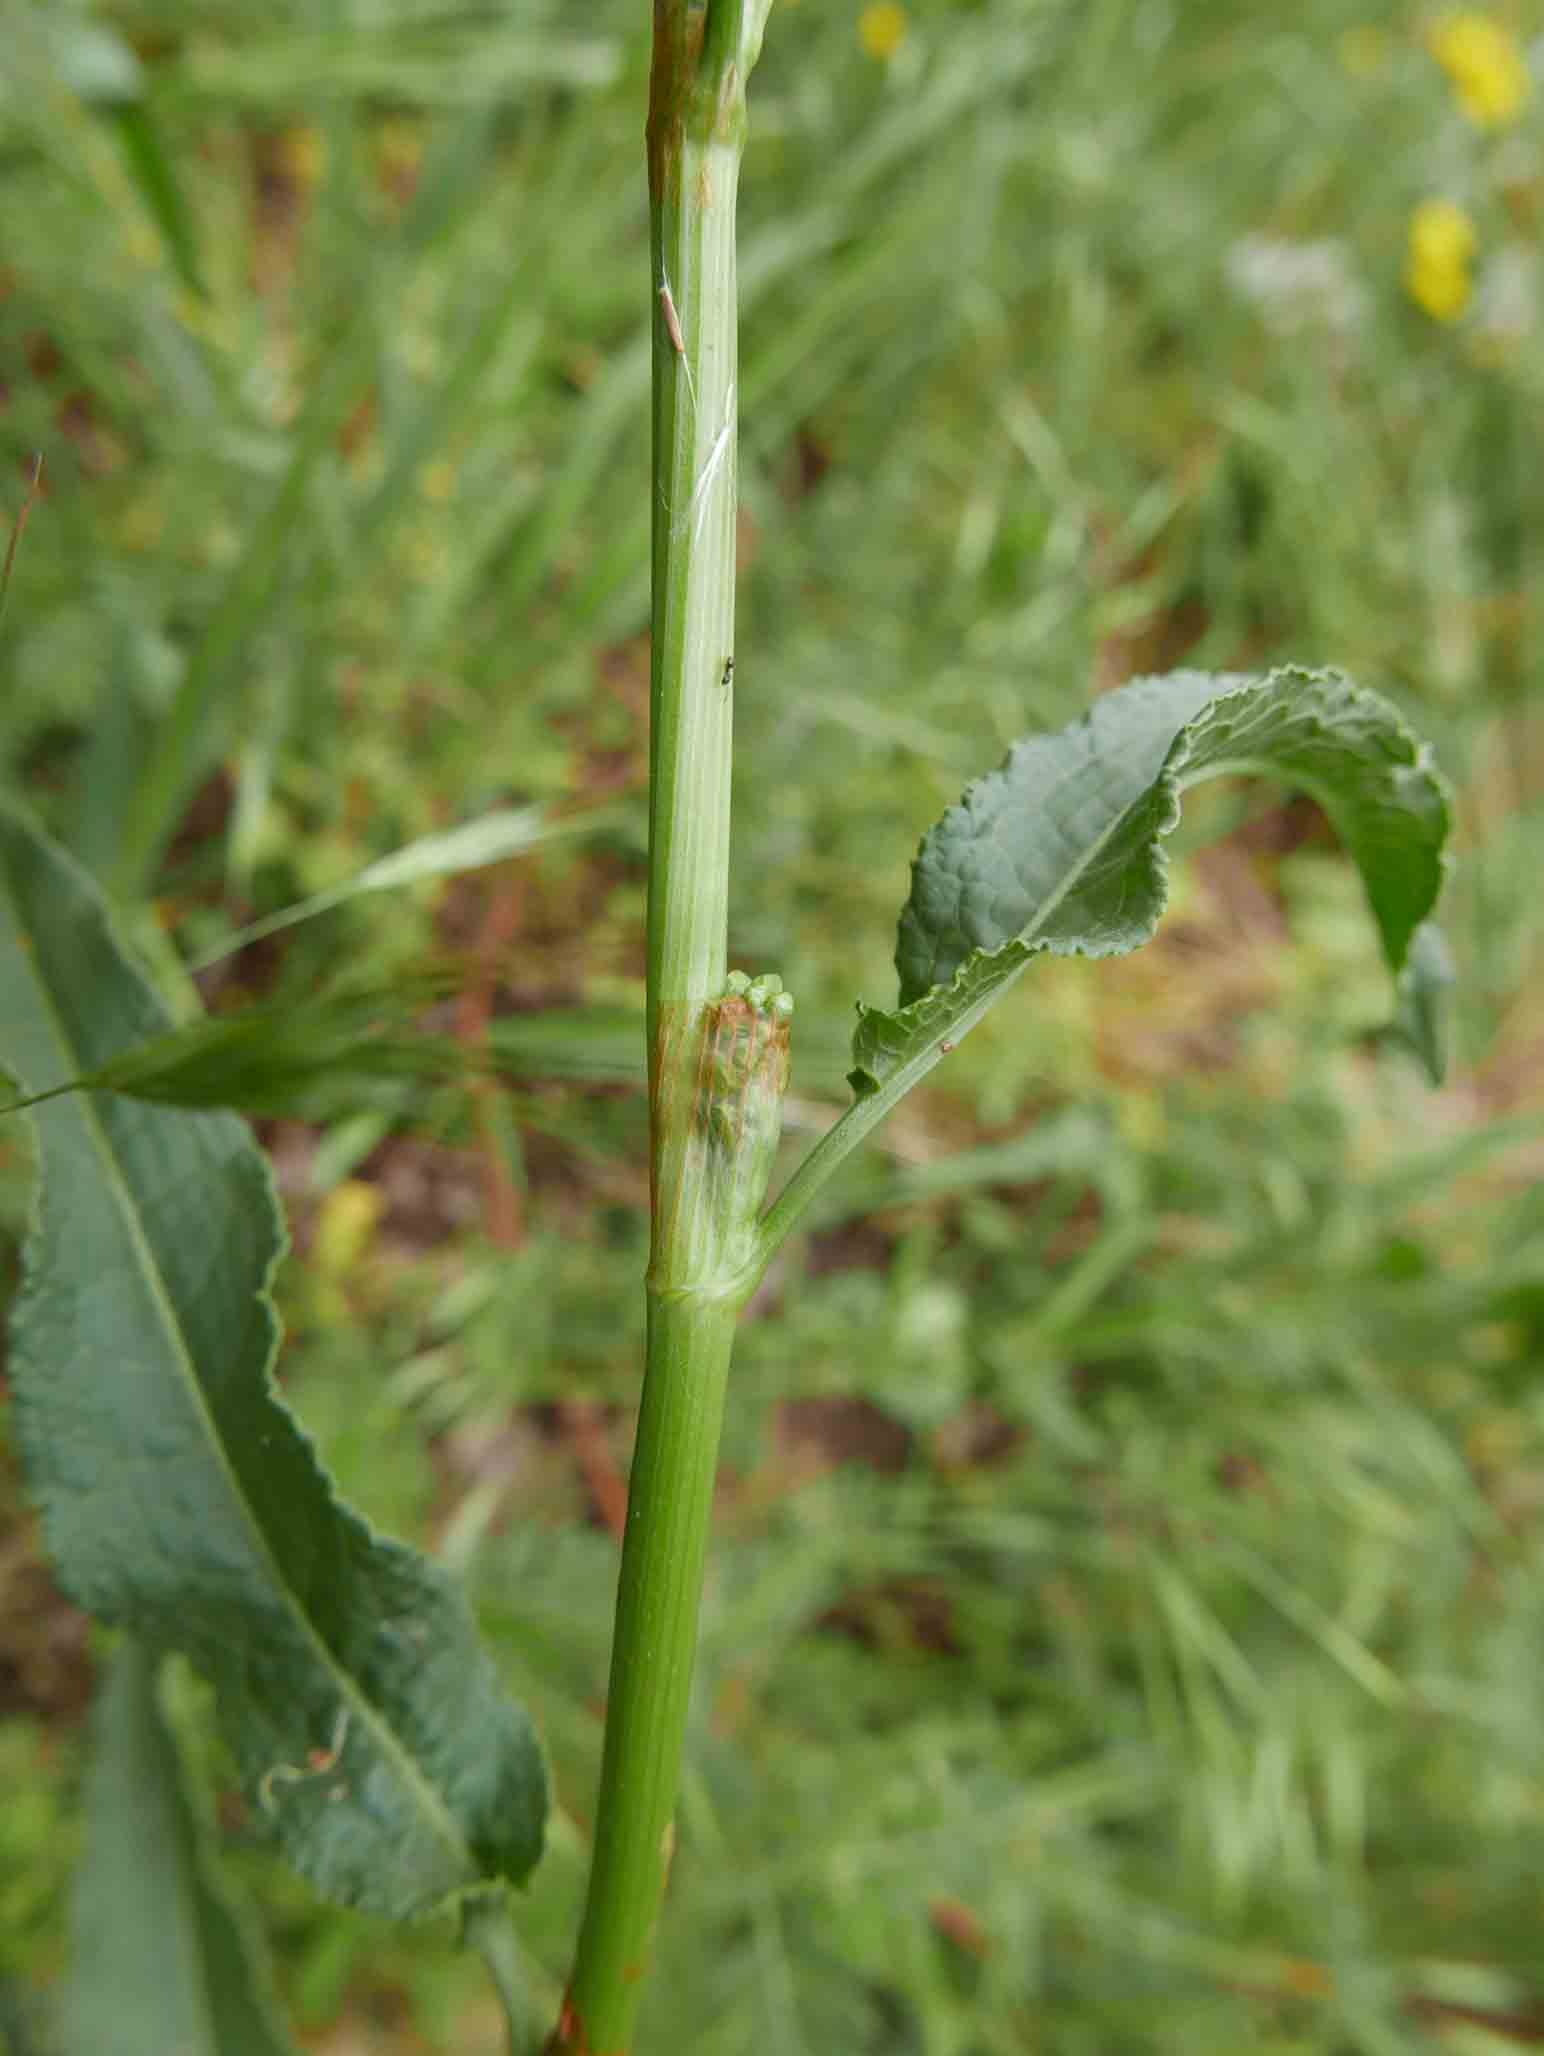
[548,9,775,2051]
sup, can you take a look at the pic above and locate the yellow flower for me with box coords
[313,1180,384,1281]
[1405,198,1478,321]
[1428,12,1532,128]
[859,2,909,61]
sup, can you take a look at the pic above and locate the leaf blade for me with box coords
[0,806,545,1919]
[2,987,472,1122]
[854,667,1450,1094]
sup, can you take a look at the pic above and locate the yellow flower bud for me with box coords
[859,3,909,61]
[1428,12,1532,128]
[1405,198,1478,322]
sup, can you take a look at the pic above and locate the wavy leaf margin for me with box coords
[851,668,1451,1095]
[0,804,546,1919]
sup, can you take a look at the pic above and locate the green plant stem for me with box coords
[557,1294,739,2053]
[753,1039,966,1267]
[751,968,1025,1268]
[464,1895,540,2054]
[549,7,774,2051]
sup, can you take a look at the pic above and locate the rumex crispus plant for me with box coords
[0,5,1456,2053]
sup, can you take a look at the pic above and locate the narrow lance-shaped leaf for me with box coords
[68,1642,298,2056]
[849,667,1451,1096]
[1,996,870,1121]
[0,805,545,1918]
[0,988,657,1123]
[192,801,620,970]
[1,980,474,1122]
[111,102,208,299]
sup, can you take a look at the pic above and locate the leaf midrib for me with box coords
[915,681,1427,1004]
[11,898,476,1890]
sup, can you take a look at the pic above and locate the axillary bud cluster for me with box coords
[687,971,794,1273]
[700,970,793,1149]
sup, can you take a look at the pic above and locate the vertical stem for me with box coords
[644,59,738,1067]
[554,1293,739,2056]
[548,7,774,2051]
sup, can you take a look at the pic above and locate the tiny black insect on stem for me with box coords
[721,657,734,690]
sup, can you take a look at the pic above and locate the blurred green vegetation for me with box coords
[1,0,1542,2050]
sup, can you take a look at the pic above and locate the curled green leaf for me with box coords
[850,667,1451,1095]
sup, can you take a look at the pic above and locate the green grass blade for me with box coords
[174,25,623,105]
[191,802,612,968]
[0,992,470,1123]
[0,805,546,1918]
[109,102,206,299]
[61,621,155,882]
[111,318,377,896]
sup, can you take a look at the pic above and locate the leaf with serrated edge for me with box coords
[851,669,1449,1094]
[0,805,545,1918]
[68,1643,298,2056]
